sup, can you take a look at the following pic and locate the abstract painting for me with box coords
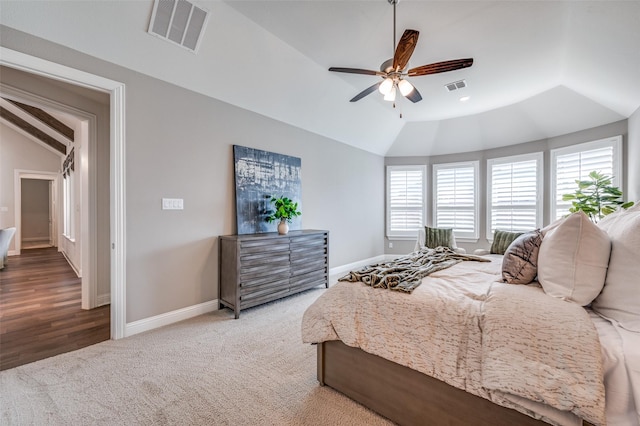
[233,145,302,234]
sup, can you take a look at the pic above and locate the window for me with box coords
[386,165,426,239]
[487,153,543,237]
[433,161,479,240]
[62,148,75,241]
[551,136,622,221]
[63,173,74,240]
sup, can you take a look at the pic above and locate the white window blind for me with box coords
[386,165,426,238]
[551,136,621,221]
[433,161,478,240]
[487,153,542,236]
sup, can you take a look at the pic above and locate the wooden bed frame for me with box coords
[317,340,594,426]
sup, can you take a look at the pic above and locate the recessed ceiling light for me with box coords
[459,96,471,102]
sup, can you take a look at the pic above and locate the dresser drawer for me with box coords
[240,287,291,309]
[290,258,327,277]
[241,278,289,297]
[241,251,290,264]
[240,261,290,279]
[290,271,327,293]
[240,237,289,250]
[241,269,290,288]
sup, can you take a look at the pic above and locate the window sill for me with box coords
[455,237,479,244]
[386,236,417,241]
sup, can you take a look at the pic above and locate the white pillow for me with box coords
[537,211,611,306]
[592,208,640,332]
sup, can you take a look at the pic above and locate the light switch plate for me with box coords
[162,198,184,210]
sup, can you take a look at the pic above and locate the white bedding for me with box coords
[302,255,637,426]
[594,314,640,426]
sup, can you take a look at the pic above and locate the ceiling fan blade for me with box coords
[329,67,386,77]
[404,86,422,103]
[393,30,419,71]
[407,58,474,77]
[350,82,382,102]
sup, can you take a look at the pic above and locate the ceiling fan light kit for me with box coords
[379,78,394,95]
[329,0,473,105]
[384,86,397,102]
[398,79,414,96]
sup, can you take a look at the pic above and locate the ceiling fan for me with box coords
[329,0,473,103]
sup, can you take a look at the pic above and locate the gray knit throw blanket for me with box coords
[339,246,491,293]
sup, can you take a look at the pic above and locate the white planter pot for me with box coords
[277,220,289,235]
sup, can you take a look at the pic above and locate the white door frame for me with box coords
[0,47,127,340]
[14,171,58,253]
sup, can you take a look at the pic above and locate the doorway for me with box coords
[1,46,126,339]
[20,176,56,250]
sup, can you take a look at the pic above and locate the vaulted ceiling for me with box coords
[0,96,75,156]
[1,0,639,156]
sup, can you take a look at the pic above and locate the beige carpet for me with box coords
[0,288,392,425]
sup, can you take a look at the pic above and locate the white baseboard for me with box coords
[60,250,81,277]
[97,293,111,307]
[125,299,219,338]
[22,237,49,242]
[329,254,386,278]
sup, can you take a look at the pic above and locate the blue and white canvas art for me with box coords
[233,145,302,234]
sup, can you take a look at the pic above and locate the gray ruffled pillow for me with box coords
[501,229,543,284]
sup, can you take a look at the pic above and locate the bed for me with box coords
[302,209,640,426]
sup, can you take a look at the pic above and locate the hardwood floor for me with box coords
[0,247,110,370]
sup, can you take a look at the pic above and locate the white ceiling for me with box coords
[1,0,639,156]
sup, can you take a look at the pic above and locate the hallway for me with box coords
[0,247,110,370]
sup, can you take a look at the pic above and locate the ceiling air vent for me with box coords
[148,0,209,53]
[445,80,467,92]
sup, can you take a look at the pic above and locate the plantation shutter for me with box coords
[488,154,542,235]
[552,137,620,221]
[433,162,478,239]
[387,166,426,238]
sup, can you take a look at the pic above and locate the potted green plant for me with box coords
[265,195,301,234]
[562,170,634,222]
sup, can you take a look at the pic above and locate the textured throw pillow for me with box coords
[537,211,611,306]
[490,230,523,255]
[502,229,543,284]
[592,208,640,331]
[424,226,454,249]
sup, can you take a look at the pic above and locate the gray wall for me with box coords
[1,26,385,323]
[385,120,633,255]
[20,178,50,242]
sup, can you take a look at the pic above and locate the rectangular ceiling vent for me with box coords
[445,80,467,92]
[148,0,209,53]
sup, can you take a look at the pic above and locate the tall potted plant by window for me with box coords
[265,195,301,235]
[562,171,634,222]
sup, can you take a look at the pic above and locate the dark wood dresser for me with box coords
[219,229,329,318]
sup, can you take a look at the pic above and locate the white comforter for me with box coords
[302,256,606,425]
